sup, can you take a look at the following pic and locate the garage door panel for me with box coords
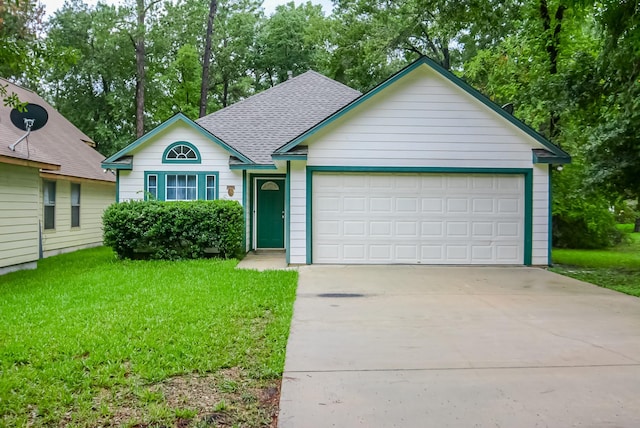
[313,173,524,265]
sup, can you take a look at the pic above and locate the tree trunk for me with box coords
[539,0,566,139]
[135,0,146,138]
[222,79,229,108]
[199,0,218,118]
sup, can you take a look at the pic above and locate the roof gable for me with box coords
[102,113,252,168]
[275,56,570,163]
[196,71,361,165]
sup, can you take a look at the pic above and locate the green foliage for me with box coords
[102,200,244,260]
[0,246,298,426]
[552,164,622,249]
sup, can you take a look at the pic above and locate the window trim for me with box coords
[71,182,81,228]
[43,180,56,230]
[205,175,216,201]
[162,141,202,164]
[144,171,219,201]
[147,174,158,200]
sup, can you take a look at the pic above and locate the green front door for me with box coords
[256,178,285,248]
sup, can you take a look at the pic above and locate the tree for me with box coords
[585,0,640,231]
[0,0,44,107]
[253,1,330,87]
[131,0,161,136]
[44,1,137,155]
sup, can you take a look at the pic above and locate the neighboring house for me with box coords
[0,79,116,274]
[103,56,570,266]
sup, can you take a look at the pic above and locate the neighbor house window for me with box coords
[162,142,201,164]
[206,175,216,200]
[166,174,197,200]
[147,174,158,200]
[43,180,56,230]
[71,183,80,227]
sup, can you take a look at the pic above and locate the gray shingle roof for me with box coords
[196,71,361,164]
[0,79,115,182]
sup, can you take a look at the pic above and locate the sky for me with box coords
[40,0,335,17]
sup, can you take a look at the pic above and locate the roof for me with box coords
[274,56,571,164]
[0,79,115,182]
[196,71,361,164]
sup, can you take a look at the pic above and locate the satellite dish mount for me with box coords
[9,103,49,151]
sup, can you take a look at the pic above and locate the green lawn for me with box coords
[0,247,298,427]
[551,225,640,297]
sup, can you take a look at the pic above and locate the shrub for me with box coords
[103,200,244,260]
[552,164,623,249]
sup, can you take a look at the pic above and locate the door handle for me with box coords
[282,210,285,220]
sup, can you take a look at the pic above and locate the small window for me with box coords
[43,181,56,230]
[261,181,280,191]
[71,183,80,227]
[206,175,216,200]
[163,142,201,163]
[166,174,197,201]
[147,174,158,200]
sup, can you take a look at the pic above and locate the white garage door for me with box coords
[312,173,524,265]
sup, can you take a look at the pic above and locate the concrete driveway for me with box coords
[278,266,640,427]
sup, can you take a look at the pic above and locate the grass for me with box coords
[551,224,640,297]
[0,247,298,427]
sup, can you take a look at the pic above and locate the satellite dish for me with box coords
[8,103,49,151]
[10,103,49,131]
[501,103,514,115]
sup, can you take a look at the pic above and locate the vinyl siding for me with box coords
[0,164,39,268]
[300,64,551,265]
[41,179,115,257]
[118,122,243,203]
[289,161,307,264]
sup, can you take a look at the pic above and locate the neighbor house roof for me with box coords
[196,71,361,164]
[0,79,115,182]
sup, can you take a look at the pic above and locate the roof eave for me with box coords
[0,154,61,171]
[229,163,277,171]
[532,149,571,165]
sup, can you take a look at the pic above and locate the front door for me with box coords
[256,178,285,249]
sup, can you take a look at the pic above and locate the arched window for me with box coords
[162,142,201,164]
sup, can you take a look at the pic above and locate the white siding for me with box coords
[0,164,39,269]
[298,64,551,265]
[41,179,116,257]
[118,122,243,203]
[289,161,307,264]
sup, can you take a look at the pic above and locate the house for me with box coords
[0,79,116,274]
[102,56,570,266]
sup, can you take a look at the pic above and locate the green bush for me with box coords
[552,164,623,249]
[103,200,244,260]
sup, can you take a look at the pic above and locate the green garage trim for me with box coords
[305,166,534,266]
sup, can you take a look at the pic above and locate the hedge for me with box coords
[102,200,244,260]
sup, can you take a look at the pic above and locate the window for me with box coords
[206,175,216,200]
[71,183,80,227]
[43,180,56,230]
[147,175,157,200]
[162,142,201,164]
[145,171,219,201]
[166,174,197,200]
